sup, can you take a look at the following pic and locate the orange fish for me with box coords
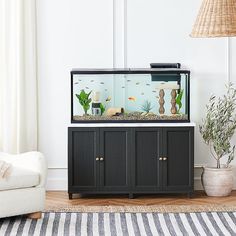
[106,96,111,102]
[128,96,136,101]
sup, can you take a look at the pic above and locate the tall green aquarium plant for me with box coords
[176,89,184,114]
[199,83,236,168]
[76,90,92,115]
[100,103,106,115]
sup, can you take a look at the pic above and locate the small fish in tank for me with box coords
[106,96,112,102]
[71,67,190,122]
[128,96,136,101]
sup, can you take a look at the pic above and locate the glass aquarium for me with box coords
[71,68,190,123]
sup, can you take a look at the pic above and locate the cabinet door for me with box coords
[99,128,131,191]
[162,127,194,191]
[68,128,99,192]
[132,128,162,191]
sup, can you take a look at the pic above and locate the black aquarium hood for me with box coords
[71,63,188,74]
[71,63,189,75]
[71,68,190,74]
[71,64,189,83]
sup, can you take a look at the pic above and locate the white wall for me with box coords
[37,0,236,190]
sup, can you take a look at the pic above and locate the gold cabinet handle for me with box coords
[100,157,104,161]
[159,157,163,161]
[163,157,167,161]
[96,157,100,161]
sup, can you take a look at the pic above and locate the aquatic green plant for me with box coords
[76,90,92,115]
[176,89,184,114]
[100,103,106,115]
[141,100,153,114]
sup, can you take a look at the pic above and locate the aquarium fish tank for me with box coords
[71,68,190,123]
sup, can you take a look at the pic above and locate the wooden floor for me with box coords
[46,191,236,208]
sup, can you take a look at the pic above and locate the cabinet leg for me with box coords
[69,193,73,200]
[129,193,134,199]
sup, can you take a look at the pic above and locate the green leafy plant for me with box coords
[100,103,106,115]
[199,83,236,168]
[76,90,92,115]
[176,89,184,114]
[141,100,153,114]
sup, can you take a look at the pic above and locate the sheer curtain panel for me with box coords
[0,0,38,153]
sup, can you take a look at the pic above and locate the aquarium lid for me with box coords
[71,68,190,75]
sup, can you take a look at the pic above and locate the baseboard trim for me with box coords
[46,178,203,191]
[46,169,204,191]
[46,178,68,190]
[46,167,236,191]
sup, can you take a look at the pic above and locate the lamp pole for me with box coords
[227,37,231,84]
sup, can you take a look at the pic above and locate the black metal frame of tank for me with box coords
[70,68,190,123]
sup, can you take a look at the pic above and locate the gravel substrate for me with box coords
[73,112,188,121]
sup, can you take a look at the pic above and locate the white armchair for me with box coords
[0,152,47,219]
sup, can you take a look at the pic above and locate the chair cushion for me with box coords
[0,166,40,191]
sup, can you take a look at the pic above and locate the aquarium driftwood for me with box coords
[106,108,124,116]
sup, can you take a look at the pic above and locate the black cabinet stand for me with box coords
[68,126,194,199]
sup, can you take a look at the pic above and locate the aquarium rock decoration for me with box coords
[76,90,92,115]
[92,102,101,116]
[159,89,165,114]
[91,91,102,116]
[171,89,177,114]
[156,81,181,115]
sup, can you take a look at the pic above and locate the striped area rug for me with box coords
[0,212,236,235]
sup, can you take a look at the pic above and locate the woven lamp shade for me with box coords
[191,0,236,38]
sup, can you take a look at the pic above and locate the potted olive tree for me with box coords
[200,83,236,196]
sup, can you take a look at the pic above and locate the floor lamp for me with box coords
[190,0,236,82]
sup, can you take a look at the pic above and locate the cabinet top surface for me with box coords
[69,122,196,127]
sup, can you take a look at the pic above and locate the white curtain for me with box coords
[0,0,38,153]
